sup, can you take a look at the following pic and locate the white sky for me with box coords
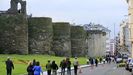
[0,0,128,38]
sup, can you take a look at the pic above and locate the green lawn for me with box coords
[0,54,86,75]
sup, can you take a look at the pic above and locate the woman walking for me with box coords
[33,61,43,75]
[27,61,34,75]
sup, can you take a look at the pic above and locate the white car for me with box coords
[116,58,122,63]
[125,58,133,72]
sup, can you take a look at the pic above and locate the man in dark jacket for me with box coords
[5,57,14,75]
[46,60,52,75]
[27,61,34,75]
[66,58,71,75]
[95,58,98,67]
[60,59,66,75]
[51,61,58,75]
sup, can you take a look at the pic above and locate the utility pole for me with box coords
[114,24,116,56]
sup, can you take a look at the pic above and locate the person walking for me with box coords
[73,57,79,75]
[51,61,58,75]
[90,58,94,69]
[5,57,14,75]
[103,58,106,64]
[108,57,111,64]
[95,58,98,67]
[99,58,102,63]
[33,61,43,75]
[33,59,36,66]
[46,60,52,75]
[66,58,71,75]
[27,61,34,75]
[60,59,66,75]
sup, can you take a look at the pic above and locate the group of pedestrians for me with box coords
[45,57,78,75]
[89,58,99,69]
[27,59,43,75]
[58,57,71,75]
[5,57,80,75]
[27,59,59,75]
[88,56,114,69]
[27,57,79,75]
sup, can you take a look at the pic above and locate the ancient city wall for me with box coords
[0,14,28,54]
[28,17,53,54]
[0,0,109,57]
[52,22,71,56]
[87,31,106,57]
[71,26,86,57]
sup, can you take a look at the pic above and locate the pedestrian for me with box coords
[33,59,36,66]
[99,58,102,63]
[103,58,106,64]
[5,57,14,75]
[89,57,94,69]
[73,57,79,75]
[86,58,89,64]
[27,61,34,75]
[46,60,52,75]
[33,61,43,75]
[51,61,58,75]
[108,57,111,64]
[66,57,71,75]
[106,57,108,63]
[95,58,98,67]
[60,59,66,75]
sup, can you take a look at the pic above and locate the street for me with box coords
[70,63,131,75]
[43,63,131,75]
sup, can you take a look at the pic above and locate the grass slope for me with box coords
[0,54,86,75]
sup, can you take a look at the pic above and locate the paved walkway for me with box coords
[43,63,131,75]
[78,63,131,75]
[43,64,95,75]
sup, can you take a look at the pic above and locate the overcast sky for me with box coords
[0,0,128,38]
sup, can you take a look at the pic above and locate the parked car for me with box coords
[132,69,133,75]
[116,57,122,63]
[122,54,128,62]
[125,58,133,72]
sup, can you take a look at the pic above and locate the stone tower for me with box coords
[7,0,26,14]
[52,22,71,56]
[0,0,28,54]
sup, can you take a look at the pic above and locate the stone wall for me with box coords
[0,14,28,54]
[87,31,106,57]
[71,26,86,57]
[28,17,53,54]
[52,22,71,56]
[0,0,109,57]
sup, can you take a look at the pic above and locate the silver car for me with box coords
[125,58,133,72]
[128,59,133,72]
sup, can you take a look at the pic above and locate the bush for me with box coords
[117,63,126,67]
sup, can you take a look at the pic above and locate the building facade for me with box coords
[119,20,131,56]
[110,39,115,55]
[126,0,133,57]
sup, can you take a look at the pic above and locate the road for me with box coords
[70,63,131,75]
[43,63,131,75]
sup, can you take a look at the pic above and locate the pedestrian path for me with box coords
[43,64,91,75]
